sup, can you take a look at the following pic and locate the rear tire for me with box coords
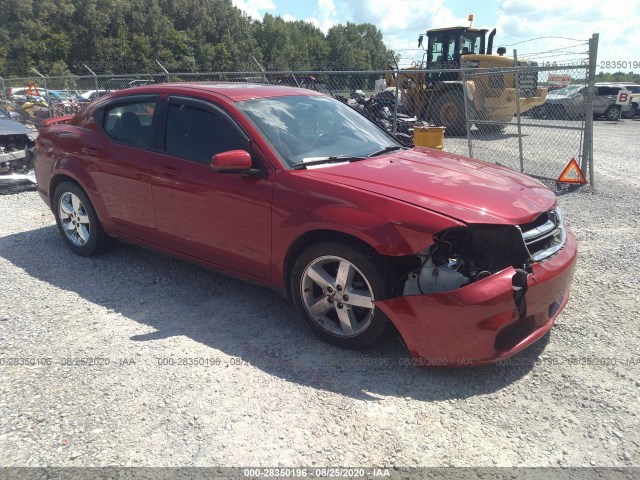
[290,241,392,349]
[604,105,621,121]
[622,104,636,119]
[53,181,112,256]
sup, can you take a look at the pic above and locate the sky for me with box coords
[231,0,640,71]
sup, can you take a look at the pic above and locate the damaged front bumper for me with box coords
[375,228,577,366]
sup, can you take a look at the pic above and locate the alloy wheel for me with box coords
[300,255,375,338]
[58,192,91,247]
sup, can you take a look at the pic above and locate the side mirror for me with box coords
[211,150,252,172]
[9,111,20,121]
[211,149,267,178]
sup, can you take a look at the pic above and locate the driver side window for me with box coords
[431,34,446,65]
[165,103,247,164]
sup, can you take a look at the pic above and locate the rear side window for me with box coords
[596,87,619,96]
[103,102,156,149]
[165,103,247,164]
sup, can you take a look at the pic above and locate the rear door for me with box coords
[594,86,618,114]
[150,95,274,280]
[88,96,159,238]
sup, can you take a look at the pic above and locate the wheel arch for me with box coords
[49,173,82,207]
[282,229,382,299]
[49,168,112,233]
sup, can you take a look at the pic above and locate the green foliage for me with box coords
[0,0,393,76]
[326,23,389,71]
[595,72,640,84]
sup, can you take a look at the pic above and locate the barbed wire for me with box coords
[516,43,588,56]
[517,46,588,58]
[520,51,589,62]
[500,36,589,46]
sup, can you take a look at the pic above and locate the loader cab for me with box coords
[420,27,489,82]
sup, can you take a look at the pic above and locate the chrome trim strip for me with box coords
[522,219,556,240]
[520,208,567,262]
[0,149,27,162]
[530,226,566,262]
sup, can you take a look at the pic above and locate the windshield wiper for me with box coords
[368,145,405,157]
[290,156,366,170]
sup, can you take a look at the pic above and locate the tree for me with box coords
[326,23,390,71]
[0,0,395,77]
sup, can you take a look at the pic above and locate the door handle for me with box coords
[154,165,180,176]
[81,146,101,157]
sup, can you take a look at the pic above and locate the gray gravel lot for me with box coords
[0,119,639,469]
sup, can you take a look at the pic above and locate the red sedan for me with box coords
[35,83,577,366]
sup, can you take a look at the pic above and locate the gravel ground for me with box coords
[0,119,639,470]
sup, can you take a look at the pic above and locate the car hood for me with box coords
[305,148,556,225]
[547,91,580,101]
[0,118,30,136]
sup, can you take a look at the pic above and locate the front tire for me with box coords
[431,91,467,136]
[291,242,391,349]
[53,181,111,256]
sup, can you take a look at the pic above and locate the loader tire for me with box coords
[431,90,467,136]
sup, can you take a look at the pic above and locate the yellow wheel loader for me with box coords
[387,26,547,135]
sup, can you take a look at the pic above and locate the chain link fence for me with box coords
[458,62,592,185]
[1,36,598,187]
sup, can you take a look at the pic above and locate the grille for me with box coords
[517,62,539,97]
[518,208,566,262]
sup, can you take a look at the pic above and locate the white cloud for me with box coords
[342,0,468,33]
[232,0,639,69]
[231,0,276,19]
[496,0,640,65]
[339,0,470,66]
[282,14,296,22]
[305,0,339,33]
[341,0,640,68]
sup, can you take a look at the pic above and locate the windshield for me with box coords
[0,109,8,119]
[551,85,582,96]
[236,95,399,168]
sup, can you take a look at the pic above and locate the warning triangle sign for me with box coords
[557,157,587,184]
[24,82,41,97]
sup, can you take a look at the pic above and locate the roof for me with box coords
[427,27,488,34]
[106,82,325,102]
[605,82,640,86]
[595,82,631,89]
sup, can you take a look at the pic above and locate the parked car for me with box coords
[0,106,22,122]
[608,82,640,118]
[529,83,632,120]
[102,78,155,92]
[79,90,107,102]
[35,83,577,366]
[0,107,35,174]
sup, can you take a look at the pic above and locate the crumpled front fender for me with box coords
[375,229,578,366]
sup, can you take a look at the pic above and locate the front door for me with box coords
[150,96,274,281]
